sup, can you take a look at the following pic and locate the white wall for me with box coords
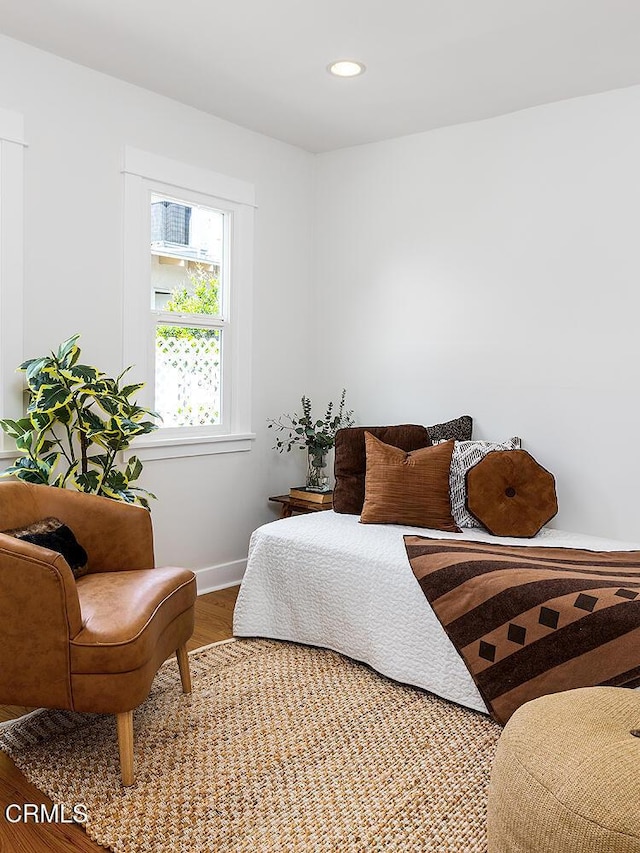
[314,86,640,541]
[0,35,313,584]
[4,32,640,562]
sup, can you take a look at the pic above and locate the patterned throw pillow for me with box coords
[448,438,522,529]
[427,415,472,443]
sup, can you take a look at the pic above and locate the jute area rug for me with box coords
[0,639,500,852]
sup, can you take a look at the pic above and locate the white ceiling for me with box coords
[1,0,640,152]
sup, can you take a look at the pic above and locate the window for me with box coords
[0,108,25,455]
[122,148,255,459]
[151,193,225,428]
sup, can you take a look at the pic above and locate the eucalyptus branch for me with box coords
[267,391,355,454]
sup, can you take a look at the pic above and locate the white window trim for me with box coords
[148,181,233,438]
[122,147,255,460]
[0,107,26,457]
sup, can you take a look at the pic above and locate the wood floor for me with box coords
[0,585,239,853]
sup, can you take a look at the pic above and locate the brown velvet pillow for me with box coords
[361,434,459,531]
[333,425,432,515]
[2,516,89,578]
[465,449,558,537]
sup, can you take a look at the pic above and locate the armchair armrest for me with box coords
[0,533,82,709]
[32,485,155,572]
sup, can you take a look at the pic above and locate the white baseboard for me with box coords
[194,558,247,595]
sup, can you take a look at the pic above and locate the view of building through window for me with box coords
[151,194,225,428]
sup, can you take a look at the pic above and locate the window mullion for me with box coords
[153,310,226,331]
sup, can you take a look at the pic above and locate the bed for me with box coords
[233,511,640,715]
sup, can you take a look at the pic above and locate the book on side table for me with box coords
[289,487,333,504]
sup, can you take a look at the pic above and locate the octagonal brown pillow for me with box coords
[465,449,558,537]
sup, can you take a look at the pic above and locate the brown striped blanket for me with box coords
[404,536,640,724]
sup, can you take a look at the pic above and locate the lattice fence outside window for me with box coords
[155,328,221,427]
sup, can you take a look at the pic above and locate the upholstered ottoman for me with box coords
[487,687,640,852]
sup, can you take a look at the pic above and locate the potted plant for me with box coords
[268,390,355,491]
[0,334,160,507]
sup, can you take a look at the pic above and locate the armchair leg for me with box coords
[176,644,192,693]
[116,710,134,787]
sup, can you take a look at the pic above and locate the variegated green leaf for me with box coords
[15,431,33,452]
[61,363,99,382]
[34,457,52,477]
[88,453,110,467]
[0,418,31,438]
[30,383,73,413]
[75,470,100,493]
[82,409,107,432]
[95,396,119,416]
[23,356,53,381]
[57,405,74,425]
[13,456,39,470]
[13,467,50,484]
[80,379,110,394]
[60,461,79,486]
[85,435,109,450]
[30,410,54,431]
[99,484,123,500]
[119,418,142,433]
[1,464,22,478]
[128,485,157,499]
[3,456,49,484]
[121,383,145,398]
[104,468,126,487]
[125,455,143,482]
[116,364,133,384]
[35,435,55,455]
[18,357,41,372]
[56,334,81,366]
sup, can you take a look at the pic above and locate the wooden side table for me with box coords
[269,493,333,519]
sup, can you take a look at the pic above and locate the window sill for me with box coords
[0,434,255,463]
[129,432,256,461]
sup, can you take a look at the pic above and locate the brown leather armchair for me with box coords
[0,480,197,786]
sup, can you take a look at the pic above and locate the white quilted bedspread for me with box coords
[233,511,640,714]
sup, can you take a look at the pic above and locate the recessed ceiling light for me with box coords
[327,60,366,78]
